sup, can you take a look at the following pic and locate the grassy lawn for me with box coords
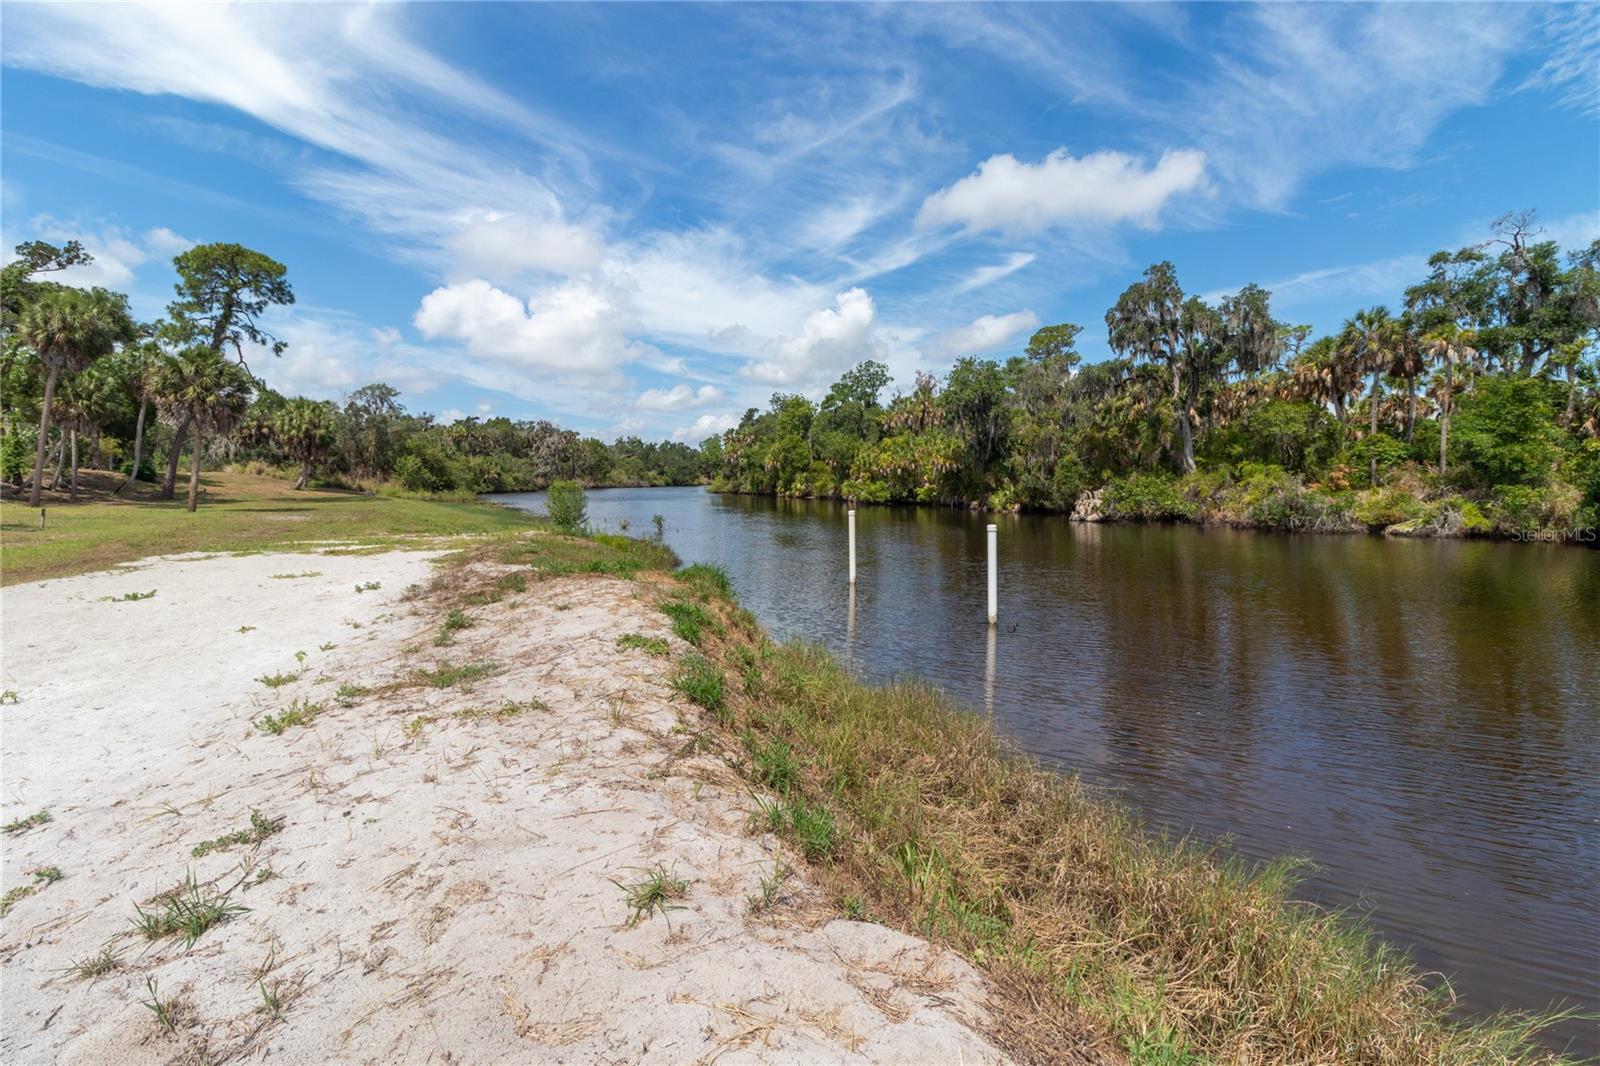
[0,469,536,585]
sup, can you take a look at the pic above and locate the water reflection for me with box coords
[497,486,1600,1054]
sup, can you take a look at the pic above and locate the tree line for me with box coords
[708,212,1600,540]
[0,241,708,510]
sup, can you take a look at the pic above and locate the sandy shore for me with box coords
[0,549,1007,1064]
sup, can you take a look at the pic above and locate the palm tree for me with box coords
[273,397,337,489]
[1339,306,1397,484]
[53,363,118,501]
[1386,317,1427,444]
[112,339,163,495]
[1422,325,1478,475]
[154,346,253,512]
[16,286,134,506]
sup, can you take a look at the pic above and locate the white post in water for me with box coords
[986,523,998,626]
[848,509,857,585]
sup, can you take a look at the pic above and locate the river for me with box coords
[496,486,1600,1053]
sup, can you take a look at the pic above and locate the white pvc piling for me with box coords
[986,523,998,626]
[848,509,857,584]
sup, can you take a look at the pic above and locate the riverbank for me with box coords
[4,510,1577,1062]
[0,543,1020,1064]
[714,464,1600,546]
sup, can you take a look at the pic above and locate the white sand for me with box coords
[1,550,1008,1064]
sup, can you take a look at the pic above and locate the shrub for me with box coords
[0,429,31,483]
[1450,376,1565,488]
[1347,432,1409,483]
[546,479,588,534]
[1101,473,1197,521]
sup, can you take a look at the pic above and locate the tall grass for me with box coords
[676,587,1573,1064]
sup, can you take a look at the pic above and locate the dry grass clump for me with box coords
[669,583,1572,1065]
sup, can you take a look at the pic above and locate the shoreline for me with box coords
[701,485,1600,547]
[0,515,1580,1062]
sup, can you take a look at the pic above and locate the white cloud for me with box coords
[445,213,606,281]
[413,278,652,380]
[6,218,195,296]
[953,252,1036,294]
[930,310,1039,358]
[672,412,738,442]
[250,310,442,400]
[918,147,1207,236]
[1518,4,1599,117]
[741,288,884,386]
[1191,5,1526,209]
[635,383,724,411]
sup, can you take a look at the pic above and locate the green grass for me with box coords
[676,562,733,600]
[255,669,304,689]
[130,872,248,947]
[610,863,689,928]
[255,698,321,735]
[66,948,121,980]
[658,598,719,645]
[617,633,670,656]
[97,589,156,602]
[3,809,51,834]
[334,682,370,706]
[671,653,725,717]
[191,811,285,858]
[0,867,63,917]
[434,608,474,645]
[412,661,503,689]
[0,470,537,586]
[453,698,545,721]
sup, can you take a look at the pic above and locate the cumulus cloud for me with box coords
[917,147,1207,236]
[413,277,653,380]
[930,310,1039,358]
[445,213,606,280]
[635,383,724,411]
[741,288,884,386]
[672,412,739,442]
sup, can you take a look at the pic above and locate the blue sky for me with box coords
[2,2,1596,441]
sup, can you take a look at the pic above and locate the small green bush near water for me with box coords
[546,480,588,534]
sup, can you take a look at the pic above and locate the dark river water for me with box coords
[496,486,1600,1053]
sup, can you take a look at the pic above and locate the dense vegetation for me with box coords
[0,240,705,508]
[710,212,1600,542]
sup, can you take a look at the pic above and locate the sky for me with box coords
[2,2,1597,443]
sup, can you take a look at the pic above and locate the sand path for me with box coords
[1,550,1007,1064]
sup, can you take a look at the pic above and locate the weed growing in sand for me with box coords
[747,735,798,794]
[617,633,670,657]
[257,979,285,1020]
[236,625,256,634]
[747,853,788,914]
[190,811,285,858]
[354,580,382,593]
[130,873,248,946]
[99,589,157,602]
[495,572,527,595]
[658,599,718,645]
[0,867,58,916]
[255,669,304,689]
[269,571,321,580]
[33,865,63,883]
[453,699,542,722]
[554,602,572,611]
[672,654,726,718]
[335,682,369,706]
[140,977,182,1032]
[413,661,503,690]
[3,809,51,834]
[66,948,121,980]
[842,895,868,921]
[255,698,321,735]
[751,796,838,859]
[247,866,277,888]
[319,641,337,651]
[0,689,18,704]
[403,715,435,739]
[611,864,689,928]
[435,608,474,645]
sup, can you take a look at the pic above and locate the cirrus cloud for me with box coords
[930,310,1039,358]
